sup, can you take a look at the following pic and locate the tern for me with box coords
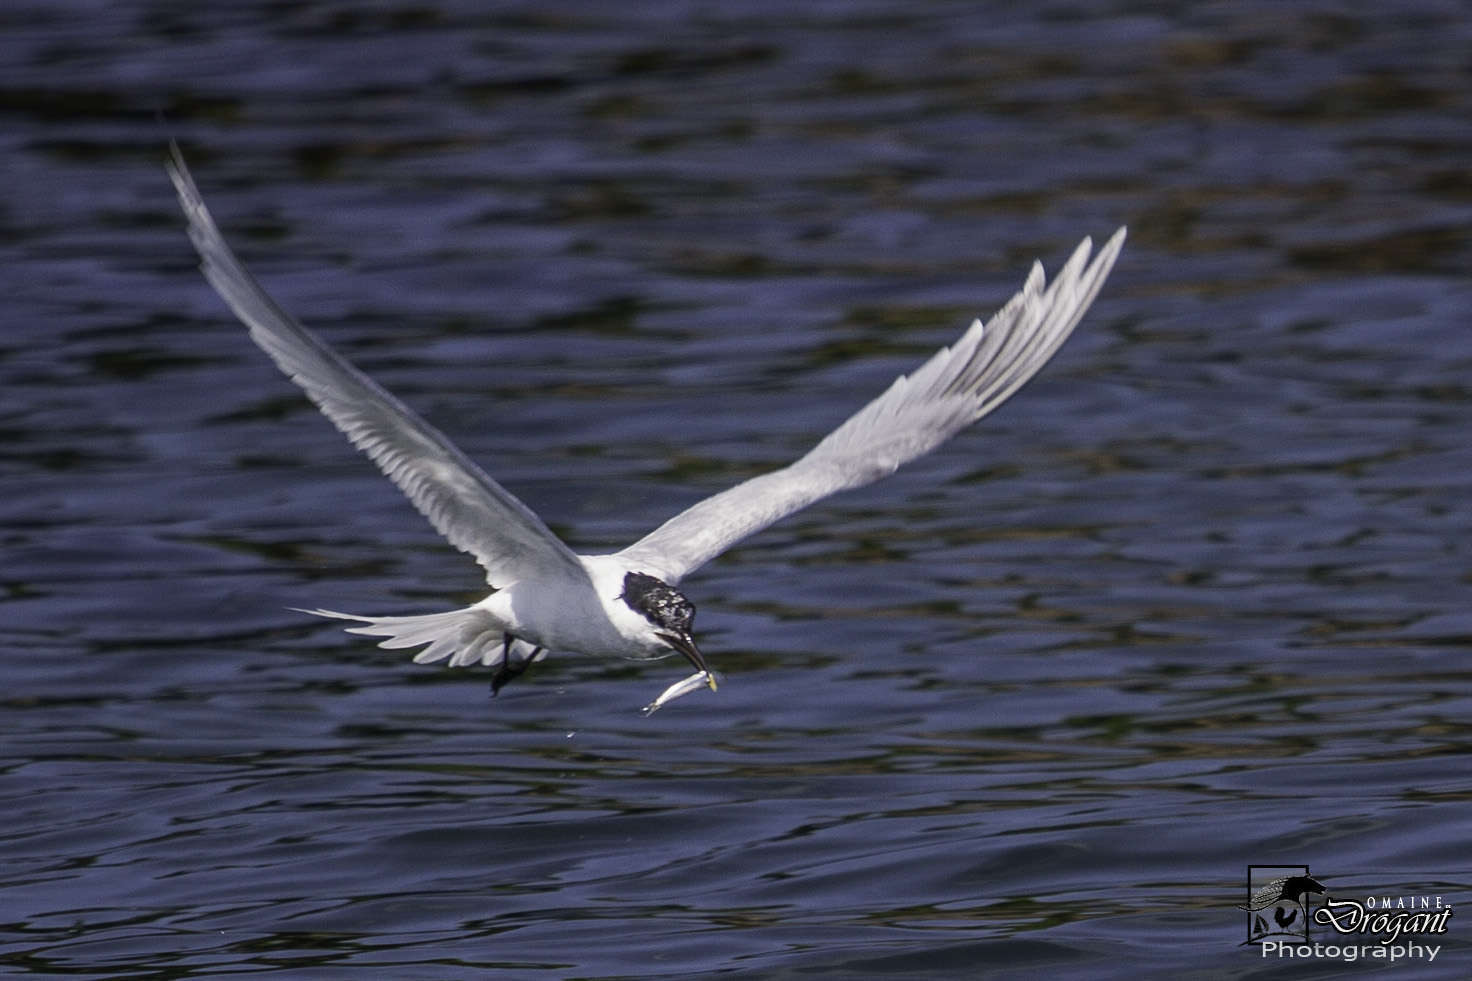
[168,145,1124,713]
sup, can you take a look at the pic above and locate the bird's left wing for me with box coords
[617,227,1125,584]
[168,145,586,587]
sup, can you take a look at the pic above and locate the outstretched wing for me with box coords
[168,145,585,587]
[617,228,1125,584]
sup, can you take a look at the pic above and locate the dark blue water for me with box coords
[4,2,1471,977]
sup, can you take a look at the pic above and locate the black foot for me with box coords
[490,634,544,696]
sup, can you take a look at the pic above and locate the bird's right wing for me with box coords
[168,145,586,587]
[617,228,1125,584]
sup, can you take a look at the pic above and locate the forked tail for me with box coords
[295,606,544,670]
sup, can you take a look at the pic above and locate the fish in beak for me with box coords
[642,631,718,715]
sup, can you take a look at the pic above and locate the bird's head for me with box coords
[619,571,711,678]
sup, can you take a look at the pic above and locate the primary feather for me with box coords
[617,228,1125,583]
[167,145,585,589]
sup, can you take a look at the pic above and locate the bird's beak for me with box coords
[660,631,718,691]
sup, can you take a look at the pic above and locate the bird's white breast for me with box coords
[473,554,669,660]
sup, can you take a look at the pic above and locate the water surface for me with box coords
[4,2,1471,977]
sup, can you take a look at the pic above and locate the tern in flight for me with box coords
[169,145,1124,713]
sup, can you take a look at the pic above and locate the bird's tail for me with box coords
[295,606,541,668]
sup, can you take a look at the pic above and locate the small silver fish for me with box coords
[641,670,718,715]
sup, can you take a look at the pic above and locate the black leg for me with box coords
[490,636,543,696]
[490,633,515,696]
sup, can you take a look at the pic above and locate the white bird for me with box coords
[168,144,1125,713]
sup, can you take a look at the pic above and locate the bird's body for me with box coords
[302,552,707,705]
[320,555,645,663]
[168,144,1124,711]
[478,556,690,663]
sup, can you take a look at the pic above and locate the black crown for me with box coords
[620,571,695,633]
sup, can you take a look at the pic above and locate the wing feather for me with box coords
[168,145,584,587]
[617,228,1125,582]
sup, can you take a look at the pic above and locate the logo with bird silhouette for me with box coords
[1240,866,1327,943]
